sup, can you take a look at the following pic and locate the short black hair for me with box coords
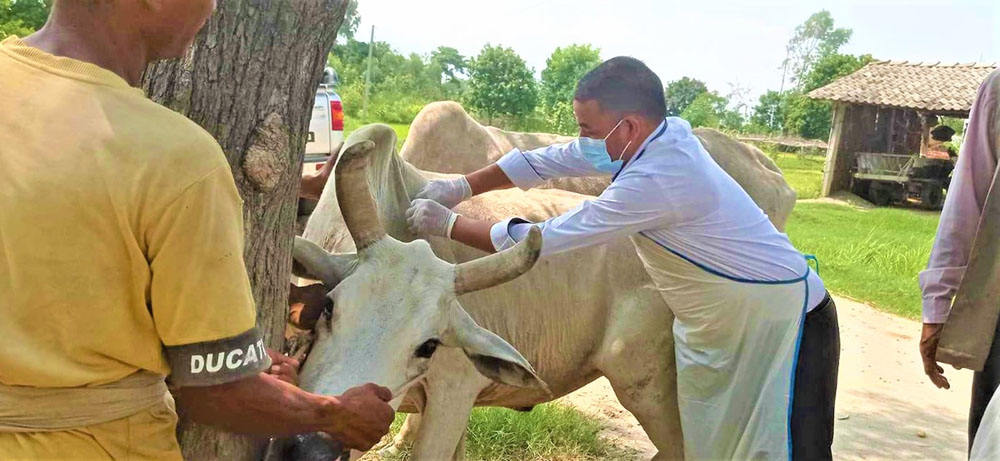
[931,125,956,142]
[574,56,667,121]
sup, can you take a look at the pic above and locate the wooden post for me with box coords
[885,108,897,154]
[919,112,935,156]
[822,102,848,197]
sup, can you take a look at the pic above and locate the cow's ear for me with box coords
[443,306,549,392]
[292,237,357,287]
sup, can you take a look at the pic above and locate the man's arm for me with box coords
[300,154,336,201]
[919,71,999,388]
[465,163,516,195]
[146,161,394,449]
[421,172,673,257]
[450,215,497,253]
[174,374,393,450]
[416,142,603,208]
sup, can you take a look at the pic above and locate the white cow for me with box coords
[400,101,796,230]
[293,120,795,460]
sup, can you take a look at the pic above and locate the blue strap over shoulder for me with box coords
[803,254,819,276]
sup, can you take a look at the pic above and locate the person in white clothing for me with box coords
[406,57,840,460]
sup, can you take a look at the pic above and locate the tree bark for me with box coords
[142,1,346,459]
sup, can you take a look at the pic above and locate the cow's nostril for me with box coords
[414,339,440,359]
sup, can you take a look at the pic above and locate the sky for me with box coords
[354,0,999,106]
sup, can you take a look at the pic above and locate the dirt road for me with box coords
[558,296,974,460]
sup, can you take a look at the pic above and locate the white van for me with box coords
[302,67,344,177]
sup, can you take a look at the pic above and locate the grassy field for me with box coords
[787,203,938,319]
[767,151,939,319]
[772,152,826,200]
[370,404,631,461]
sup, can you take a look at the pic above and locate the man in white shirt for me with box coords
[406,57,839,460]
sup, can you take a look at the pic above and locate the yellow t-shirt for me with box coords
[0,38,264,389]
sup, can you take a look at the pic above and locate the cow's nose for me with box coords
[285,432,347,461]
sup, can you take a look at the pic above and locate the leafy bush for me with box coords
[664,77,708,117]
[682,92,743,131]
[0,0,48,39]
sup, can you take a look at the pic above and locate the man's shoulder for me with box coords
[123,99,229,176]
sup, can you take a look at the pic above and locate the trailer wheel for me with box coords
[868,182,892,206]
[852,179,870,197]
[922,186,945,210]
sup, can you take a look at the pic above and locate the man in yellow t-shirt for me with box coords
[0,1,394,459]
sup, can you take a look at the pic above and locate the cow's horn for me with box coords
[335,139,386,251]
[454,226,542,294]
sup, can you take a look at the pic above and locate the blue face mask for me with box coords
[578,119,633,174]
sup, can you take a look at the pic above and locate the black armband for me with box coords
[165,327,271,387]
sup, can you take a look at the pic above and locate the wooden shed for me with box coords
[808,61,996,197]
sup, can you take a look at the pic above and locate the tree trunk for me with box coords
[141,1,346,459]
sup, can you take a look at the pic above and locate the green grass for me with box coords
[772,152,826,200]
[766,148,939,318]
[786,202,939,319]
[344,117,410,151]
[368,404,633,461]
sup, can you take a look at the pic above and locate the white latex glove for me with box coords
[406,199,459,238]
[414,177,472,209]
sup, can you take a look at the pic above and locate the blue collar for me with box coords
[612,119,668,182]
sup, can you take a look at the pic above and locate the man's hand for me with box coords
[415,177,472,209]
[265,349,300,386]
[326,383,395,451]
[920,323,950,389]
[406,199,457,238]
[300,154,336,200]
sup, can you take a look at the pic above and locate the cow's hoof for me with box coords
[377,444,401,458]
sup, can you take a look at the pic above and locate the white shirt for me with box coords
[491,117,827,311]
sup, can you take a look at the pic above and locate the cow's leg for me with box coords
[604,365,683,461]
[409,351,487,460]
[598,291,684,460]
[378,413,422,457]
[380,385,428,457]
[450,428,467,461]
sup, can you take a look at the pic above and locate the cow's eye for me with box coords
[414,339,440,359]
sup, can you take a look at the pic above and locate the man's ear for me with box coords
[292,237,356,287]
[442,306,549,392]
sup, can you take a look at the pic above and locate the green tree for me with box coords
[664,77,708,117]
[681,91,742,130]
[466,44,538,125]
[0,0,49,39]
[328,38,449,123]
[431,46,468,84]
[781,10,852,88]
[430,46,468,99]
[800,52,872,92]
[540,44,601,108]
[539,44,601,133]
[338,0,360,41]
[783,53,872,139]
[750,90,788,133]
